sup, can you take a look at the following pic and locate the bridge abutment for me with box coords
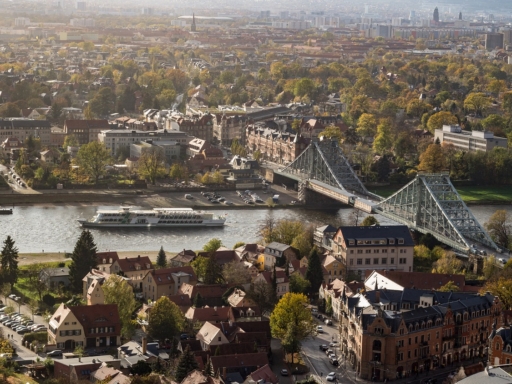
[302,188,345,209]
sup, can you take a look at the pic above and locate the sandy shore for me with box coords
[18,250,169,266]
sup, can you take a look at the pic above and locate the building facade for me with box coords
[434,125,508,152]
[332,226,414,279]
[213,114,248,146]
[168,114,214,142]
[339,290,502,381]
[63,120,111,145]
[0,119,51,146]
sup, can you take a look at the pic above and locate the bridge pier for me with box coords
[302,188,345,209]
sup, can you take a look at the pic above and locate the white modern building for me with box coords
[434,125,508,152]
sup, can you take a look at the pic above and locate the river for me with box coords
[0,204,508,253]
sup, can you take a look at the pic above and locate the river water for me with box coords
[0,204,508,253]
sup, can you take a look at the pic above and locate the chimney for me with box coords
[138,255,141,259]
[214,306,217,312]
[142,337,147,355]
[375,291,380,304]
[223,366,227,379]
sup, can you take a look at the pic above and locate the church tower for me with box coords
[191,13,197,32]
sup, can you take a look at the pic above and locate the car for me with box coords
[211,199,220,204]
[326,349,333,355]
[47,350,63,357]
[180,334,189,340]
[280,369,289,376]
[184,194,194,200]
[8,294,15,299]
[224,201,233,205]
[317,325,324,333]
[311,308,318,313]
[218,197,226,202]
[499,258,506,264]
[319,344,329,351]
[17,328,29,334]
[328,353,336,360]
[325,319,333,326]
[329,342,339,347]
[329,357,339,366]
[326,372,336,382]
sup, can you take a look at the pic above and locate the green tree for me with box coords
[291,234,313,259]
[233,241,245,249]
[203,238,223,253]
[373,120,394,154]
[270,293,315,363]
[191,256,209,282]
[211,171,224,184]
[289,274,311,294]
[169,163,185,180]
[130,360,152,376]
[24,262,51,301]
[281,322,301,364]
[464,92,490,116]
[426,111,458,133]
[175,345,199,382]
[103,274,137,338]
[193,293,204,308]
[137,147,166,184]
[156,246,167,268]
[75,142,111,183]
[0,236,19,286]
[418,144,446,172]
[361,216,379,226]
[438,281,460,292]
[294,78,316,98]
[432,251,463,274]
[0,103,20,118]
[147,296,185,340]
[63,135,79,148]
[325,296,333,316]
[318,125,343,143]
[88,87,115,116]
[203,257,223,285]
[305,247,324,295]
[69,230,98,293]
[485,210,511,248]
[356,113,377,138]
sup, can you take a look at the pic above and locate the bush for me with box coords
[42,294,56,307]
[22,331,48,345]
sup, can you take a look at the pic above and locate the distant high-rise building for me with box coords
[433,7,439,22]
[459,11,462,20]
[14,17,30,27]
[364,5,370,14]
[76,1,86,11]
[141,8,153,15]
[260,10,270,18]
[485,33,504,51]
[409,11,416,20]
[191,13,196,32]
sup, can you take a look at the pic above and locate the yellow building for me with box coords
[322,255,344,284]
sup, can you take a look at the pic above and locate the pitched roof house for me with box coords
[111,255,153,288]
[142,266,197,301]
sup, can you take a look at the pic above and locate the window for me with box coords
[382,258,387,264]
[398,239,404,244]
[357,250,363,254]
[218,337,222,341]
[357,259,362,265]
[350,250,354,254]
[389,239,395,245]
[365,249,372,254]
[350,259,353,265]
[390,258,395,264]
[365,258,371,265]
[398,352,403,361]
[373,249,379,253]
[399,258,407,264]
[382,249,388,253]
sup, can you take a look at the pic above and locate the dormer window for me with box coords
[398,239,404,245]
[102,258,106,264]
[389,239,395,245]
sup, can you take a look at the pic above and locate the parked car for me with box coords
[326,372,336,382]
[280,369,289,376]
[325,319,333,326]
[47,350,63,357]
[317,325,324,333]
[329,357,339,366]
[184,194,194,200]
[180,334,189,340]
[326,349,333,356]
[319,344,328,351]
[329,342,339,347]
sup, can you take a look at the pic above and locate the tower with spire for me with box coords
[433,7,439,23]
[191,13,197,32]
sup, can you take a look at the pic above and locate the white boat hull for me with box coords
[78,219,225,228]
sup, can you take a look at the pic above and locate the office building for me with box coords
[434,125,508,152]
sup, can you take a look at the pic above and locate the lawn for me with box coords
[369,184,512,204]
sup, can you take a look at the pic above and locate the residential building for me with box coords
[364,270,470,292]
[39,267,70,289]
[82,269,111,303]
[227,289,256,307]
[63,120,111,145]
[40,148,61,164]
[181,370,223,384]
[169,249,197,267]
[110,255,153,290]
[54,356,120,383]
[0,119,51,146]
[141,266,197,301]
[185,306,235,324]
[213,114,248,146]
[253,270,289,299]
[212,352,269,381]
[458,365,512,384]
[96,251,119,273]
[339,290,502,381]
[332,226,414,279]
[245,121,309,165]
[314,224,337,251]
[248,364,279,384]
[490,326,512,365]
[98,129,189,157]
[90,364,130,384]
[261,242,299,270]
[196,321,230,350]
[168,113,214,142]
[48,303,121,350]
[318,278,363,320]
[117,339,168,368]
[86,277,106,305]
[434,125,508,152]
[130,139,181,163]
[322,255,345,284]
[197,248,240,267]
[177,283,236,308]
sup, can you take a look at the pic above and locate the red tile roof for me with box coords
[68,304,121,338]
[250,364,279,384]
[116,256,153,272]
[149,266,197,286]
[210,352,268,372]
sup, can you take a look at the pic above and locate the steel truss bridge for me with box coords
[275,139,499,253]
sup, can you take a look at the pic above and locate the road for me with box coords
[0,164,39,195]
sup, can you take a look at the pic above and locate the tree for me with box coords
[103,274,137,338]
[291,234,313,259]
[373,120,394,154]
[175,345,199,382]
[88,87,115,117]
[426,112,458,133]
[294,78,316,98]
[211,171,224,184]
[418,144,446,172]
[356,113,377,138]
[270,293,315,363]
[63,135,79,148]
[233,241,245,249]
[191,256,209,282]
[361,216,379,226]
[349,208,363,226]
[203,257,223,285]
[325,296,333,316]
[130,360,152,376]
[222,261,252,285]
[69,230,98,293]
[438,281,460,292]
[318,125,343,143]
[289,274,311,294]
[0,103,20,118]
[25,263,52,301]
[147,296,185,340]
[464,92,490,116]
[281,322,301,364]
[0,236,19,286]
[75,142,111,183]
[485,210,511,249]
[193,293,204,308]
[431,251,463,274]
[482,277,512,309]
[203,238,223,253]
[247,281,276,314]
[305,247,324,295]
[137,148,166,185]
[156,246,167,268]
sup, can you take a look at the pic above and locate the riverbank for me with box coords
[17,250,171,266]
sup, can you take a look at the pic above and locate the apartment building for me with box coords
[63,120,111,145]
[168,114,214,142]
[213,114,248,146]
[98,129,189,157]
[434,125,508,152]
[110,256,153,290]
[339,290,503,381]
[332,226,414,279]
[141,266,197,301]
[0,119,51,146]
[130,140,181,163]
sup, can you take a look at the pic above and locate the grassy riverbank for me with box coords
[370,184,512,204]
